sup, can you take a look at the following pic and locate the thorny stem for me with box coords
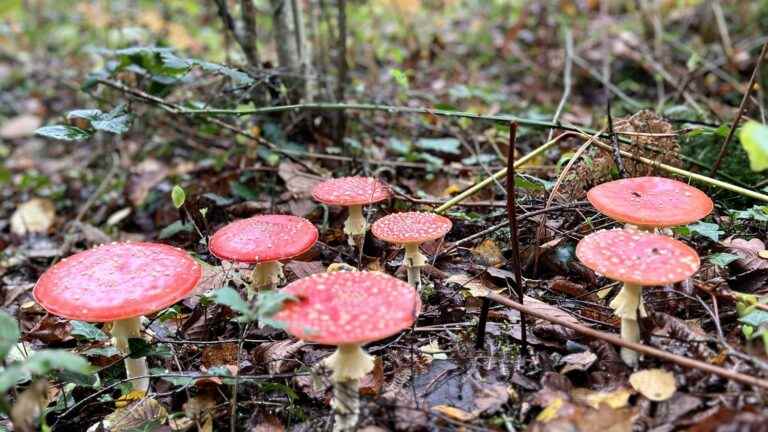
[111,317,149,392]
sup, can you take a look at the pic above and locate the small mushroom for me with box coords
[372,211,452,288]
[587,176,713,232]
[576,229,700,366]
[209,215,318,299]
[33,242,202,392]
[275,271,419,432]
[312,177,391,246]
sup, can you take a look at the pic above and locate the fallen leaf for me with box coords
[721,237,768,272]
[278,162,322,199]
[432,404,475,422]
[284,261,325,279]
[252,339,305,374]
[0,114,42,139]
[629,369,676,401]
[472,383,509,416]
[571,387,632,409]
[559,350,598,374]
[100,397,168,432]
[201,343,238,368]
[326,262,357,272]
[126,158,169,206]
[471,239,505,267]
[536,397,564,422]
[10,199,56,235]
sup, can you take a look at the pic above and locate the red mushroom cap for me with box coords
[587,176,713,228]
[33,242,202,322]
[576,229,700,286]
[209,215,318,264]
[312,176,391,206]
[274,271,420,345]
[372,212,452,244]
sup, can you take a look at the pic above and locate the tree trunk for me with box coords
[270,0,313,101]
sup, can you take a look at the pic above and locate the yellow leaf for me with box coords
[442,184,461,196]
[739,121,768,172]
[572,387,632,409]
[326,263,358,272]
[10,198,55,235]
[536,397,563,422]
[471,239,504,267]
[431,404,476,422]
[629,369,677,401]
[115,390,146,408]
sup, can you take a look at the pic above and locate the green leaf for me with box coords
[416,137,461,154]
[739,308,768,327]
[213,287,252,316]
[685,221,723,242]
[0,311,20,360]
[0,365,28,393]
[90,105,132,134]
[158,220,194,240]
[171,185,186,209]
[389,68,409,89]
[127,339,170,359]
[25,350,91,375]
[739,121,768,171]
[734,205,768,222]
[708,253,740,267]
[67,109,103,122]
[70,321,108,342]
[34,125,92,141]
[256,291,295,318]
[230,181,259,201]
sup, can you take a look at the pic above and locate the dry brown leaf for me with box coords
[721,237,768,272]
[201,343,238,368]
[253,339,305,374]
[629,369,676,401]
[0,114,42,139]
[10,198,56,235]
[471,239,505,267]
[278,162,322,199]
[472,383,509,416]
[184,394,216,432]
[100,397,168,432]
[431,404,476,422]
[126,158,169,206]
[559,351,598,374]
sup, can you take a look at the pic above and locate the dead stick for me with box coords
[484,291,768,389]
[710,41,768,176]
[505,122,527,353]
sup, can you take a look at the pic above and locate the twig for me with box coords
[505,123,526,353]
[434,132,575,213]
[483,291,768,389]
[546,26,573,142]
[710,41,768,176]
[605,97,627,178]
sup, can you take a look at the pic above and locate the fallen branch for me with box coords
[483,291,768,389]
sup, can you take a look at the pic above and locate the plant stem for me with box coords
[111,317,149,392]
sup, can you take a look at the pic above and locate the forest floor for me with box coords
[1,1,768,431]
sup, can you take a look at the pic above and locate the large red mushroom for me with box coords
[275,271,420,431]
[34,242,202,392]
[576,229,700,365]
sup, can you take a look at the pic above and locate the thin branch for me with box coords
[710,41,768,176]
[505,122,527,352]
[483,291,768,389]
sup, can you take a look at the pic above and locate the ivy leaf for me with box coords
[0,311,20,360]
[707,253,740,267]
[171,185,186,209]
[70,321,108,342]
[685,221,723,242]
[416,137,461,154]
[34,125,92,141]
[739,121,768,171]
[213,287,252,317]
[739,308,768,327]
[25,350,92,375]
[90,105,132,134]
[67,109,103,122]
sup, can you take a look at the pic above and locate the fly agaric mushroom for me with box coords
[587,176,713,232]
[209,215,318,299]
[312,177,391,246]
[372,211,452,288]
[33,242,201,392]
[576,229,700,365]
[274,271,419,432]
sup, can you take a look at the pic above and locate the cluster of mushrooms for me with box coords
[31,174,712,430]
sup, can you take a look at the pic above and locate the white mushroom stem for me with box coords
[250,261,284,300]
[403,243,426,289]
[344,205,367,246]
[609,283,646,366]
[111,317,149,392]
[324,344,375,432]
